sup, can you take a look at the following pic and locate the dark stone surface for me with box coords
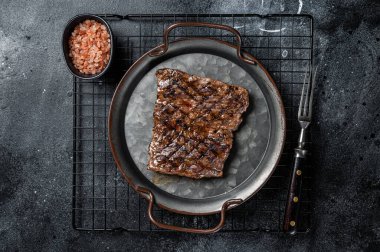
[0,0,379,251]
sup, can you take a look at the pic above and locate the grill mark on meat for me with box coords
[148,68,249,179]
[166,129,231,170]
[154,89,225,148]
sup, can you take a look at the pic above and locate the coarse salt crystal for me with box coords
[68,19,110,75]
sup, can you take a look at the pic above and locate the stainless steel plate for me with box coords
[109,38,285,214]
[125,53,270,199]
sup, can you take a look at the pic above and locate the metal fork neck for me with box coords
[297,128,307,149]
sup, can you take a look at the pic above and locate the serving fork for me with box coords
[283,66,318,234]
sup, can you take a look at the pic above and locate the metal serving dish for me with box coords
[108,22,286,233]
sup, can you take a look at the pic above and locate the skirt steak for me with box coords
[148,68,249,179]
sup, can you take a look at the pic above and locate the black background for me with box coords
[0,0,379,251]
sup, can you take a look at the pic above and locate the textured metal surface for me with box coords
[125,53,270,199]
[109,37,285,215]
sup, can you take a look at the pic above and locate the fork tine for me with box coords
[303,68,312,116]
[308,66,318,118]
[298,70,308,118]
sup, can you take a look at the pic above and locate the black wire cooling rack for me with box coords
[72,13,314,232]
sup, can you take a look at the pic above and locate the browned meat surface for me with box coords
[148,68,249,179]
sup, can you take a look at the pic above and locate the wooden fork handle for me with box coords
[283,149,307,234]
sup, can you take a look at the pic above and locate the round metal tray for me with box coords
[108,22,285,233]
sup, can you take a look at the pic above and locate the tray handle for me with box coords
[149,22,257,65]
[136,186,243,234]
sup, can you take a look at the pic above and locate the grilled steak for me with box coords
[148,68,249,179]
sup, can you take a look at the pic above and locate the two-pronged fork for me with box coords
[283,67,318,234]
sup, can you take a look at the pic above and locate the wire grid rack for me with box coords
[72,14,314,232]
